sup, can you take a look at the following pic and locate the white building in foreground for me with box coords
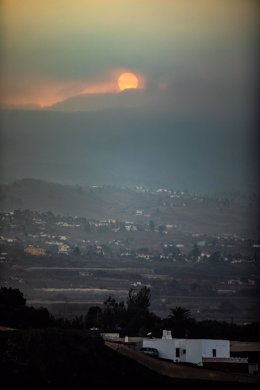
[143,330,230,366]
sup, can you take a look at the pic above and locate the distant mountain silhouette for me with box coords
[47,89,146,112]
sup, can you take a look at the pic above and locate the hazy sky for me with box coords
[0,0,259,191]
[1,0,258,113]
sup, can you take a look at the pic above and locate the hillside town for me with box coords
[1,203,259,323]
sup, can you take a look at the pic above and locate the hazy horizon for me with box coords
[1,1,259,196]
[0,107,258,195]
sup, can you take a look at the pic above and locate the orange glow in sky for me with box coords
[1,0,256,110]
[1,70,145,108]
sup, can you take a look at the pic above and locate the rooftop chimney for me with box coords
[162,329,172,339]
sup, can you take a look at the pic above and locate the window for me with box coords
[176,348,180,357]
[212,348,216,357]
[182,349,186,354]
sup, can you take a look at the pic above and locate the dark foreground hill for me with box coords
[0,329,257,389]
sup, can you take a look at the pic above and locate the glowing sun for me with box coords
[118,72,139,91]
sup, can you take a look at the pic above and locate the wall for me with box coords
[143,338,230,365]
[186,339,203,365]
[143,339,176,360]
[202,339,230,359]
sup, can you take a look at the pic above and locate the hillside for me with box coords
[0,329,175,388]
[0,329,257,389]
[0,179,258,237]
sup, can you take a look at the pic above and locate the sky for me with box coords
[0,0,259,192]
[0,0,258,113]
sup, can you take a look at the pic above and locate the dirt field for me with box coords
[230,341,260,352]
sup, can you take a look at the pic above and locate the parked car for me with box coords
[139,347,159,358]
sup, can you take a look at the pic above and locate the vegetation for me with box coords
[0,287,56,329]
[1,286,259,388]
[165,306,194,337]
[0,329,182,388]
[1,286,260,341]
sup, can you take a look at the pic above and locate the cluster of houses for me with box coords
[1,210,258,262]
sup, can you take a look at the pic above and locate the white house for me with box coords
[143,330,230,366]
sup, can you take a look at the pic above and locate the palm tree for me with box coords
[167,306,193,337]
[169,306,191,322]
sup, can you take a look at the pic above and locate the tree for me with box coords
[84,222,91,232]
[85,306,102,329]
[71,316,85,329]
[127,286,151,312]
[209,251,221,262]
[0,287,26,309]
[158,225,166,235]
[0,287,55,328]
[102,296,126,332]
[167,306,193,337]
[23,306,55,328]
[188,244,200,260]
[169,306,191,322]
[126,286,152,336]
[149,220,155,231]
[73,245,81,255]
